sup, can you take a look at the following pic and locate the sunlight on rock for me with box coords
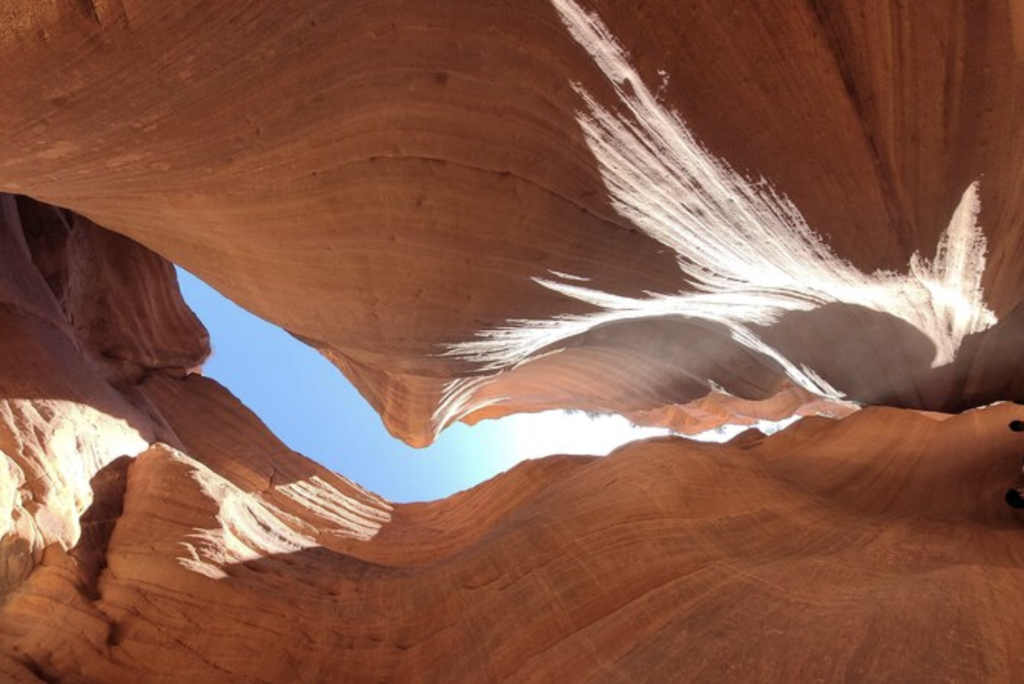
[446,0,996,403]
[483,409,802,473]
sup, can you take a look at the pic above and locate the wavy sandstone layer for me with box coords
[6,371,1024,682]
[2,1,1024,682]
[0,1,1022,443]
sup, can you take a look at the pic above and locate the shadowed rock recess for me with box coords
[2,1,1024,681]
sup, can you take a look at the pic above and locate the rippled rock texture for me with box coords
[1,0,1022,443]
[2,1,1024,681]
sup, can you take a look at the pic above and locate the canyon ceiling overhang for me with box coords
[1,1,1024,445]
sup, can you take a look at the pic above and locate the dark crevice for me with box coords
[18,656,59,684]
[70,456,133,602]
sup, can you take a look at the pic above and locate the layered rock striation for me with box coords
[0,1,1022,443]
[0,195,205,598]
[1,1,1024,681]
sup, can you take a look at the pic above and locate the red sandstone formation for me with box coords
[2,1,1024,681]
[1,0,1022,444]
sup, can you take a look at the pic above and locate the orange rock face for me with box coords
[1,1,1024,681]
[0,0,1022,443]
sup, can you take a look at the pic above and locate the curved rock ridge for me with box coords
[621,385,859,437]
[4,396,1024,682]
[0,1,1022,443]
[0,194,206,597]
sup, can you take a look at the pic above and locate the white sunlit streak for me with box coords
[439,0,996,419]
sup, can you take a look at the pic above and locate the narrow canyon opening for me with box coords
[175,266,802,502]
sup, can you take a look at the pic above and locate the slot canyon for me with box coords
[2,1,1024,681]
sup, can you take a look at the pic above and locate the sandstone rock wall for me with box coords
[0,194,204,599]
[0,1,1021,443]
[6,379,1024,681]
[1,1,1024,681]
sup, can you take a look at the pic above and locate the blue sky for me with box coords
[175,268,681,502]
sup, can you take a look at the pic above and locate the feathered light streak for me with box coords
[438,0,996,425]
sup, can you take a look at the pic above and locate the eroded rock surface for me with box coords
[1,1,1024,682]
[0,1,1021,442]
[0,195,205,600]
[6,379,1024,682]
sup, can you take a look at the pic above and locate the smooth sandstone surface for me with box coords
[0,1,1021,443]
[1,1,1024,682]
[6,374,1024,682]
